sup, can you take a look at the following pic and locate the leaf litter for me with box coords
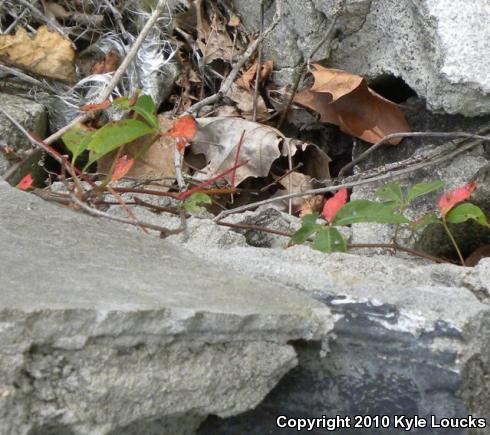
[1,0,428,239]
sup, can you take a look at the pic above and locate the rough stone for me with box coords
[0,181,331,435]
[0,93,47,150]
[0,93,47,179]
[231,0,490,115]
[349,104,490,259]
[195,245,490,434]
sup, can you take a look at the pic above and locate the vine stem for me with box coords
[442,218,466,266]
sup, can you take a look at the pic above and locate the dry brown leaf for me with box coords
[188,117,330,186]
[282,139,331,181]
[236,60,274,90]
[44,2,71,20]
[189,117,282,185]
[227,83,267,116]
[214,105,240,117]
[299,194,325,217]
[276,171,314,211]
[196,1,235,64]
[98,116,176,188]
[294,64,410,145]
[0,26,76,83]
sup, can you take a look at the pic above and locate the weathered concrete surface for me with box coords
[0,181,331,435]
[231,0,490,115]
[196,245,490,434]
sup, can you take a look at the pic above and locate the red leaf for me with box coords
[438,181,477,217]
[112,155,134,181]
[322,188,348,223]
[166,115,198,152]
[17,173,34,190]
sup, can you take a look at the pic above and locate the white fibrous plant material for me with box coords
[0,0,178,131]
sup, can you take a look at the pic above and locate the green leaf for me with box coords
[407,180,445,203]
[85,119,155,167]
[291,225,320,245]
[62,124,94,164]
[312,227,347,253]
[113,95,158,129]
[333,200,410,226]
[183,192,212,214]
[131,95,159,129]
[411,213,441,230]
[290,213,322,244]
[446,203,490,227]
[301,213,320,227]
[376,182,403,204]
[112,96,130,110]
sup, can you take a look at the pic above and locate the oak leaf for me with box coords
[189,118,330,186]
[294,65,410,145]
[0,26,75,83]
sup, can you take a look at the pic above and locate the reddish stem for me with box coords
[231,130,246,188]
[177,160,249,201]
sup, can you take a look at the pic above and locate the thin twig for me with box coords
[17,0,73,46]
[216,222,451,264]
[276,0,344,129]
[214,130,490,221]
[177,160,248,200]
[260,163,304,192]
[67,191,181,234]
[0,108,89,188]
[338,131,490,177]
[231,130,246,188]
[105,184,150,234]
[217,221,292,237]
[41,0,169,147]
[252,0,265,122]
[187,0,283,115]
[174,146,186,191]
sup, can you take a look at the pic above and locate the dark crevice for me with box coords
[368,74,417,104]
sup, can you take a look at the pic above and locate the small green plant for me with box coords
[291,180,490,265]
[62,94,160,170]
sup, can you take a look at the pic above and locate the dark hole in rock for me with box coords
[368,74,417,104]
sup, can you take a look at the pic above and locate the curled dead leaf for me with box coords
[188,117,331,186]
[294,65,410,145]
[196,2,236,64]
[300,195,325,218]
[0,26,76,83]
[275,171,314,212]
[236,60,274,90]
